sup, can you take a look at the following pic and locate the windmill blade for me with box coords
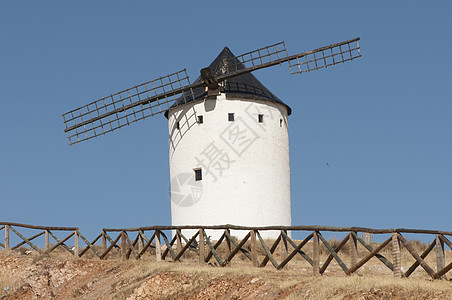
[287,38,361,74]
[63,69,195,145]
[226,41,289,73]
[216,38,361,82]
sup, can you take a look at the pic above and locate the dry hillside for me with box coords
[0,250,451,299]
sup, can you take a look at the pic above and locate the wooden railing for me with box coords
[0,222,79,256]
[1,223,451,279]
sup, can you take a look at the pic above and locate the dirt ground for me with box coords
[0,251,451,299]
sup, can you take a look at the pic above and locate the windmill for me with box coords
[63,38,361,239]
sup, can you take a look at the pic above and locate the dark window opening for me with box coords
[280,119,283,127]
[228,113,234,122]
[176,121,180,130]
[194,168,202,181]
[197,115,203,124]
[258,114,264,123]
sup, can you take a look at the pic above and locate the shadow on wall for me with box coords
[169,99,217,158]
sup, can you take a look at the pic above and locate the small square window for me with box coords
[176,121,180,130]
[258,114,264,123]
[197,115,203,124]
[228,113,234,121]
[194,168,202,181]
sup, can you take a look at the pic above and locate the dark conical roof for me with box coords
[165,47,291,118]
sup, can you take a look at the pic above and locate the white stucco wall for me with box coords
[168,93,291,239]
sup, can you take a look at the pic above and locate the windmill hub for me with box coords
[200,67,219,90]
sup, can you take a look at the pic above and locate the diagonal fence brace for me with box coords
[100,233,122,259]
[177,229,199,255]
[11,231,45,251]
[174,231,199,261]
[347,236,392,275]
[45,231,75,255]
[222,232,251,267]
[319,233,350,274]
[256,231,278,268]
[136,232,156,259]
[160,231,176,260]
[260,234,282,268]
[278,233,314,270]
[48,231,74,255]
[205,233,225,262]
[280,231,313,266]
[124,232,139,260]
[78,233,102,258]
[203,229,224,266]
[9,226,42,254]
[404,239,435,277]
[397,233,437,279]
[223,230,253,262]
[351,231,393,271]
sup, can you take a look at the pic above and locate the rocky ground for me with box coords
[0,252,451,299]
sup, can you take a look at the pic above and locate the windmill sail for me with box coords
[217,38,361,80]
[287,38,361,74]
[63,70,195,145]
[224,41,289,74]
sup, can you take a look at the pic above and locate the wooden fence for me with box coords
[1,222,451,279]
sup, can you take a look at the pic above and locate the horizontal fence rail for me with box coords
[0,223,451,280]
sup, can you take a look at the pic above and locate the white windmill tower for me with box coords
[62,38,361,239]
[167,47,292,239]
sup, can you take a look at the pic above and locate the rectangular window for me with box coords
[280,118,283,127]
[258,114,264,123]
[197,115,203,124]
[228,113,234,121]
[194,168,202,181]
[176,121,180,130]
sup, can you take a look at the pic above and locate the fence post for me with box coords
[199,229,205,264]
[121,231,127,261]
[102,231,107,253]
[349,232,358,268]
[250,229,257,267]
[74,230,79,258]
[363,232,372,244]
[155,230,161,261]
[436,235,446,279]
[313,231,320,276]
[5,225,9,251]
[45,230,49,251]
[392,232,401,277]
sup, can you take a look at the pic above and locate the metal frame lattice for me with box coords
[63,70,193,145]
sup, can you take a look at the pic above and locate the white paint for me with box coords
[168,93,291,239]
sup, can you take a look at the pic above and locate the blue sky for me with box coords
[1,1,451,240]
